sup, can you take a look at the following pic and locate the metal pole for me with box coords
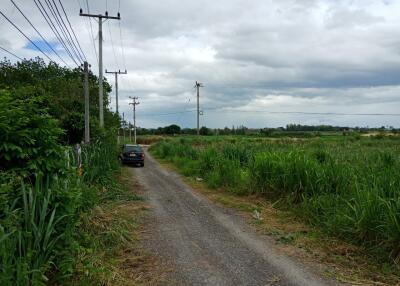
[83,61,90,143]
[98,19,104,127]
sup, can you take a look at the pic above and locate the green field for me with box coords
[150,135,400,266]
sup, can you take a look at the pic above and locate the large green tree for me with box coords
[0,58,119,144]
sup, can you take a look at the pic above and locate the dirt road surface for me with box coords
[133,150,335,286]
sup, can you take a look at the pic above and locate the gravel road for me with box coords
[133,150,335,286]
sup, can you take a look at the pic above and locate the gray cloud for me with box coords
[1,0,400,128]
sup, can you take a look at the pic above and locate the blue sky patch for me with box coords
[24,39,59,54]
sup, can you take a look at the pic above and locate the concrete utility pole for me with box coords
[80,9,121,128]
[195,81,203,135]
[105,69,127,115]
[122,112,126,142]
[129,96,140,145]
[83,61,90,143]
[129,123,132,142]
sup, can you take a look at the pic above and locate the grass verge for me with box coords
[70,167,165,286]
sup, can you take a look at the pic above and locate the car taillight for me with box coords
[141,153,145,158]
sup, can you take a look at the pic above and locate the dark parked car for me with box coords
[119,144,145,167]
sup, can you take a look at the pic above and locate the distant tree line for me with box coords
[129,123,399,136]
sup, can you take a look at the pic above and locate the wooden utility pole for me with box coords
[129,96,140,144]
[83,61,90,143]
[195,81,203,135]
[79,9,120,128]
[105,69,127,115]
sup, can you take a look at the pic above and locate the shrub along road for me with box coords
[132,149,335,286]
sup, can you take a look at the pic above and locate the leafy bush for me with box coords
[0,90,64,176]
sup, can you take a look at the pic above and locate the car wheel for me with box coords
[141,162,144,167]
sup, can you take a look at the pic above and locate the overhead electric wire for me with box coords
[117,2,135,92]
[0,10,55,62]
[46,0,82,62]
[176,97,192,125]
[0,45,23,61]
[34,0,75,63]
[50,0,85,62]
[34,0,79,66]
[58,0,87,62]
[9,0,70,67]
[43,0,82,63]
[108,21,120,70]
[118,21,127,71]
[75,0,98,66]
[138,108,400,117]
[85,0,98,64]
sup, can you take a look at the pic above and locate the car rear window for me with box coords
[124,146,142,152]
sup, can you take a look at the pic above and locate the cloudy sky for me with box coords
[1,0,400,128]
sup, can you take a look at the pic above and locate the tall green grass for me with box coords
[0,175,88,285]
[150,136,400,264]
[0,138,121,285]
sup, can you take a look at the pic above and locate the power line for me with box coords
[85,0,98,64]
[0,9,55,62]
[138,108,400,117]
[176,97,192,125]
[206,109,400,116]
[51,0,85,62]
[34,0,79,66]
[140,110,196,117]
[42,0,77,61]
[108,21,120,70]
[44,0,83,63]
[118,21,127,71]
[0,45,23,61]
[117,9,135,92]
[9,0,70,67]
[76,0,98,66]
[58,0,87,62]
[114,0,134,93]
[47,0,82,63]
